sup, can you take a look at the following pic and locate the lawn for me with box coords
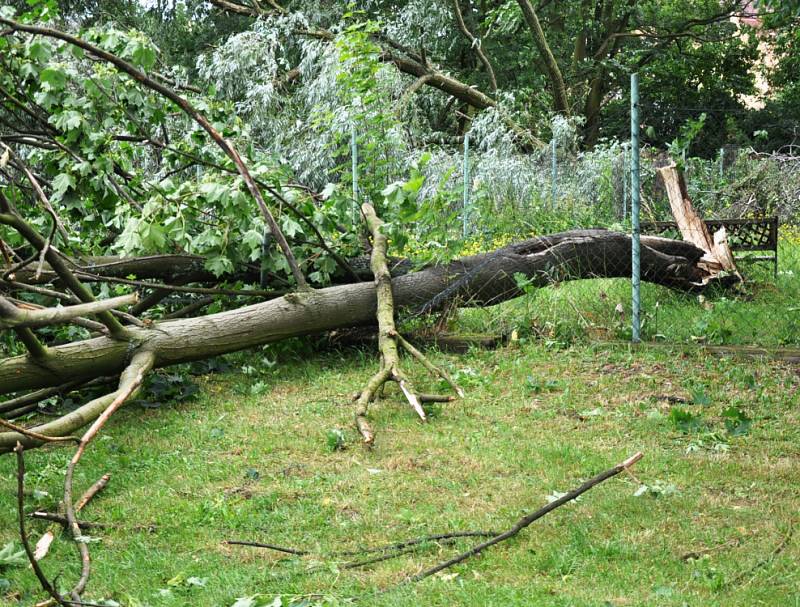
[1,335,798,606]
[456,239,800,347]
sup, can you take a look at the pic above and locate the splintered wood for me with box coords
[657,163,740,283]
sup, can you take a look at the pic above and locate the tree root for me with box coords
[353,204,463,445]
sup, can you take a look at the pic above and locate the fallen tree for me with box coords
[0,14,738,456]
[1,226,723,452]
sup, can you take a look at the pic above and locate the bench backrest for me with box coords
[640,217,778,252]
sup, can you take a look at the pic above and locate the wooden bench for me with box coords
[641,216,779,279]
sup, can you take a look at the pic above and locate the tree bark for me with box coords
[516,0,570,115]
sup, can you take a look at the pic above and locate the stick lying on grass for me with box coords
[406,451,644,583]
[33,473,111,561]
[225,530,499,566]
[227,453,643,582]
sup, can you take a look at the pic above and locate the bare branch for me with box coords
[407,452,644,582]
[0,418,78,443]
[395,74,433,118]
[15,443,69,606]
[62,350,154,599]
[0,293,137,329]
[452,0,497,91]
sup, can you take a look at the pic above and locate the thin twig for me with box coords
[728,522,794,586]
[451,0,497,90]
[681,537,741,561]
[30,512,107,529]
[35,472,113,561]
[227,530,499,562]
[225,540,308,555]
[15,443,67,606]
[74,474,111,511]
[340,530,498,557]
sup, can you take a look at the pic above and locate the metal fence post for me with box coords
[630,73,641,343]
[463,130,470,237]
[551,136,557,208]
[351,124,358,222]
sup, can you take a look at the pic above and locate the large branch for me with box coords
[382,52,495,110]
[0,350,154,451]
[26,254,213,282]
[0,293,137,329]
[353,204,461,444]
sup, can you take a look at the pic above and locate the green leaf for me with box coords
[690,389,711,406]
[50,109,83,131]
[51,172,76,199]
[132,43,157,70]
[185,576,208,588]
[0,542,26,568]
[326,428,346,452]
[722,407,752,436]
[199,181,229,203]
[28,41,52,62]
[140,222,166,250]
[205,255,234,277]
[40,66,67,91]
[280,217,303,238]
[669,407,703,433]
[243,229,265,260]
[230,595,281,607]
[402,174,425,193]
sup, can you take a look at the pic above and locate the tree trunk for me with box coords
[0,229,725,451]
[516,0,570,115]
[657,164,739,281]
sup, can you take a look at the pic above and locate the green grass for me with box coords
[1,338,799,606]
[456,239,800,348]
